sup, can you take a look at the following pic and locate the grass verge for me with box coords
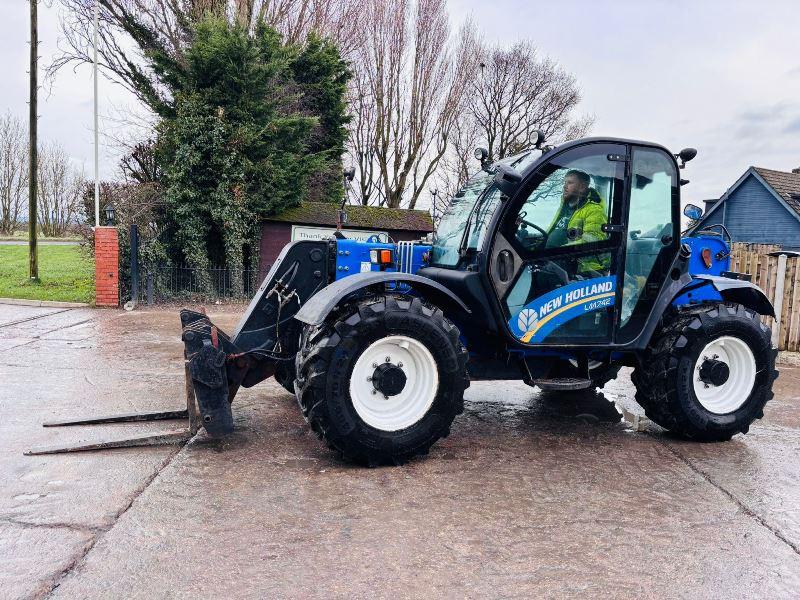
[0,245,94,303]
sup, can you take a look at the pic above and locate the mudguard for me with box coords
[294,272,471,326]
[693,274,775,317]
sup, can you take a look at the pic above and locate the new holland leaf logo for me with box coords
[517,308,538,333]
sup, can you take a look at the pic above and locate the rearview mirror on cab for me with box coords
[683,203,703,221]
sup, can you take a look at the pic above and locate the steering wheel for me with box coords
[515,211,549,248]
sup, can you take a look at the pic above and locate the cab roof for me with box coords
[512,136,678,178]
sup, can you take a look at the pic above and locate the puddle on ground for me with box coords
[465,380,652,433]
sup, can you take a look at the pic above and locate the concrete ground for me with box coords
[2,303,799,599]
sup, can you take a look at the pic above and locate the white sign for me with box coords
[291,225,388,243]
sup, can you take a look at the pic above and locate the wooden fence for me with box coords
[728,243,800,351]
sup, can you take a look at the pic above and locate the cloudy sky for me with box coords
[449,0,800,202]
[2,0,799,203]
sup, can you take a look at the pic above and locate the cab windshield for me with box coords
[432,151,539,266]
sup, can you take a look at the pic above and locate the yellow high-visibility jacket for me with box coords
[551,188,610,273]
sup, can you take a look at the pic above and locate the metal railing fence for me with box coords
[135,265,263,304]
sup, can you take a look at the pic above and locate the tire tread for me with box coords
[632,303,777,441]
[294,295,468,465]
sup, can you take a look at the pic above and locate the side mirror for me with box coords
[683,203,703,221]
[494,164,522,198]
[533,130,545,148]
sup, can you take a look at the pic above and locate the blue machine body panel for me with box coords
[681,235,731,276]
[334,237,431,280]
[331,233,748,349]
[671,234,730,307]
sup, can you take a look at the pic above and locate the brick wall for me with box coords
[259,222,292,279]
[94,227,119,307]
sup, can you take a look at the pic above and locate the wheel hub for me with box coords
[349,335,439,432]
[692,336,757,414]
[372,363,407,397]
[698,358,730,387]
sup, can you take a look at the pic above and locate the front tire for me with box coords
[632,303,778,441]
[273,320,302,394]
[294,295,469,465]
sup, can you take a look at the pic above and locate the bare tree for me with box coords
[431,40,593,203]
[53,0,593,218]
[347,0,476,209]
[51,0,366,111]
[50,0,188,114]
[0,113,29,234]
[346,74,381,205]
[470,40,592,162]
[255,0,366,56]
[347,10,593,212]
[37,142,85,237]
[434,112,479,203]
[119,139,161,183]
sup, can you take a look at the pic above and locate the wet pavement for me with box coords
[2,303,799,599]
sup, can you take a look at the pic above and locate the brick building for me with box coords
[259,202,433,276]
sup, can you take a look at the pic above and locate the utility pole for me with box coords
[29,0,38,281]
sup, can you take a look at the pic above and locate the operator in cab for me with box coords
[545,169,608,249]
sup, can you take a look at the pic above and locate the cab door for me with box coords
[487,142,628,346]
[616,146,680,343]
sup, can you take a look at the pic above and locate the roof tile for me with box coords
[753,167,800,214]
[264,202,434,232]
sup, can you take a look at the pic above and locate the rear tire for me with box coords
[294,295,469,465]
[632,303,778,441]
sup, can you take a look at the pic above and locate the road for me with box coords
[1,303,799,599]
[0,241,80,245]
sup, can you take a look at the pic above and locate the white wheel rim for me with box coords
[349,335,439,432]
[692,336,757,414]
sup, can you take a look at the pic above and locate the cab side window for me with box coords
[506,149,622,267]
[618,147,677,341]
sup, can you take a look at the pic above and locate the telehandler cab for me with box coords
[30,134,778,465]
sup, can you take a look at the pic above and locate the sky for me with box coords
[1,0,139,182]
[449,0,800,202]
[2,0,799,204]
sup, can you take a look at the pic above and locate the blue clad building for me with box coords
[690,166,800,250]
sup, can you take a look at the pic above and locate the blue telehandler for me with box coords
[30,134,778,463]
